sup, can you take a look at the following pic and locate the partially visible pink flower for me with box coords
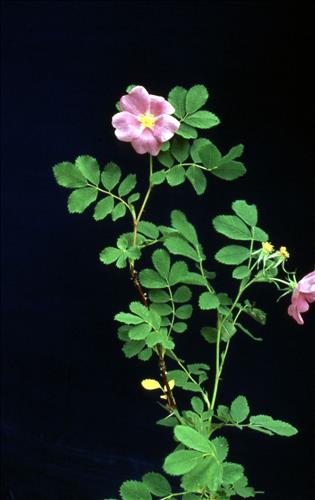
[288,271,315,325]
[112,86,180,156]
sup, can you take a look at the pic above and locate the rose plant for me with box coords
[52,84,313,499]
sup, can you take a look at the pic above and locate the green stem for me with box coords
[173,161,213,172]
[170,350,211,410]
[132,155,154,252]
[210,277,256,413]
[167,283,176,338]
[87,183,133,217]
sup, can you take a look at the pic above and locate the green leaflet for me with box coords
[233,476,256,498]
[160,140,170,151]
[249,415,298,436]
[166,165,186,186]
[168,86,187,118]
[171,210,199,246]
[198,143,222,169]
[158,150,174,168]
[222,463,245,485]
[93,196,114,220]
[175,304,193,320]
[138,220,159,239]
[174,425,214,453]
[53,161,87,188]
[163,449,202,475]
[213,215,252,240]
[151,303,172,316]
[181,272,208,286]
[139,268,168,288]
[168,260,188,285]
[150,170,166,184]
[201,326,217,344]
[164,236,199,262]
[122,340,146,358]
[181,457,222,492]
[173,322,187,333]
[190,138,212,163]
[99,247,121,264]
[184,110,220,129]
[232,200,258,227]
[167,369,188,387]
[170,135,190,163]
[176,122,198,139]
[114,312,143,325]
[199,292,220,310]
[173,285,192,303]
[152,249,170,279]
[118,173,137,197]
[232,266,251,279]
[120,480,152,500]
[149,290,170,303]
[75,155,100,185]
[185,84,209,114]
[230,396,250,423]
[191,396,204,414]
[252,226,269,241]
[142,472,172,496]
[212,160,246,181]
[223,144,244,161]
[215,245,250,265]
[112,202,126,221]
[186,165,207,195]
[243,301,267,325]
[138,347,153,361]
[101,162,121,191]
[211,436,229,461]
[217,405,232,423]
[67,187,98,213]
[128,323,152,340]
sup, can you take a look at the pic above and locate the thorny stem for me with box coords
[129,154,177,412]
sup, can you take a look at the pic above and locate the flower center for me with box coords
[138,113,156,129]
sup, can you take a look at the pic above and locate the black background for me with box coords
[2,1,315,499]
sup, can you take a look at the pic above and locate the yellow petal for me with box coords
[160,394,168,399]
[141,379,162,390]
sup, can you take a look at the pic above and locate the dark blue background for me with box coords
[2,1,315,499]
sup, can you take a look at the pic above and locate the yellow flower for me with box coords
[262,241,274,253]
[279,246,290,259]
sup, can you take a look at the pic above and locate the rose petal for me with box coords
[298,270,315,293]
[295,293,310,313]
[112,111,143,142]
[288,303,304,325]
[120,86,150,115]
[149,95,175,116]
[131,128,161,156]
[153,115,180,142]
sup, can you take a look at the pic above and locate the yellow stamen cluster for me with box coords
[278,246,290,259]
[138,113,156,129]
[262,241,274,254]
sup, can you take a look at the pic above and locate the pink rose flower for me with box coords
[112,86,180,156]
[288,270,315,325]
